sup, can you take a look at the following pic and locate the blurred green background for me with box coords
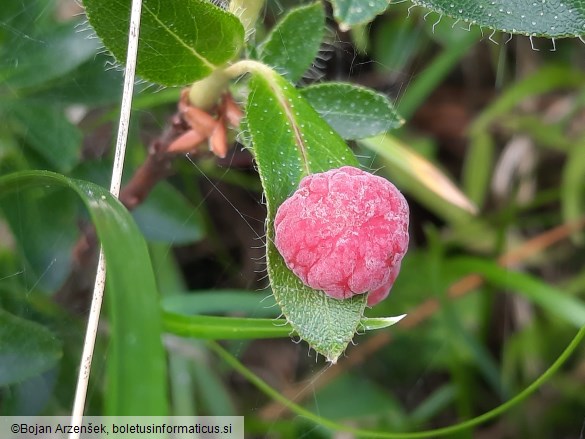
[1,0,584,438]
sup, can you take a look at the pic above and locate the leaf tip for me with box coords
[361,314,407,331]
[327,355,339,364]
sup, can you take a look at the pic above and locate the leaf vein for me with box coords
[273,88,310,175]
[142,3,217,70]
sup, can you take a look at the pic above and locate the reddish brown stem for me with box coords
[62,108,193,303]
[60,92,243,309]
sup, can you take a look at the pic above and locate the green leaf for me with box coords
[10,103,81,173]
[0,171,168,415]
[163,312,292,339]
[422,13,483,46]
[413,0,585,38]
[161,290,279,318]
[133,181,205,244]
[462,132,495,208]
[0,309,62,386]
[331,0,389,29]
[561,144,585,243]
[452,257,585,327]
[83,0,245,86]
[260,2,325,82]
[0,23,99,89]
[301,82,403,139]
[246,69,367,362]
[360,315,406,331]
[161,290,397,340]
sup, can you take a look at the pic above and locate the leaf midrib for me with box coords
[143,3,217,70]
[266,75,310,175]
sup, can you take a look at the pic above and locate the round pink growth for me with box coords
[274,166,409,306]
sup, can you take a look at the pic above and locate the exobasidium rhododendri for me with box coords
[274,166,409,306]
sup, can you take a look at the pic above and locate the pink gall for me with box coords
[274,166,409,306]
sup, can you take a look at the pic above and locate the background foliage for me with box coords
[1,0,585,438]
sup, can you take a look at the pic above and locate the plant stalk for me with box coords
[69,0,143,435]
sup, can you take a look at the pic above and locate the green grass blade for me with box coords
[396,31,478,120]
[162,292,398,339]
[163,312,293,339]
[452,257,585,327]
[471,66,585,134]
[161,290,278,317]
[562,144,585,243]
[0,170,168,415]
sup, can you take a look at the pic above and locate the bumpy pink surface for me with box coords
[274,166,409,306]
